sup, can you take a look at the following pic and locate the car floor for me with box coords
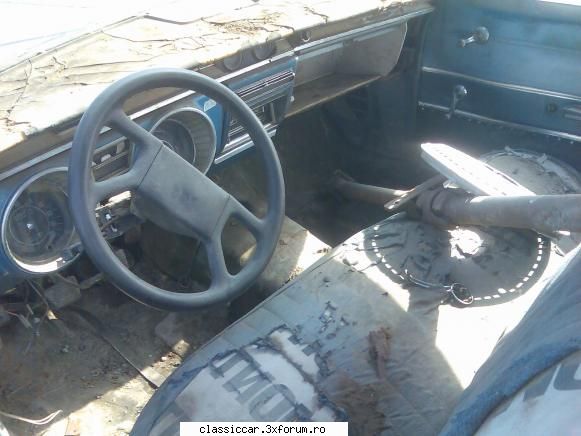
[136,215,567,436]
[274,107,392,246]
[0,275,231,435]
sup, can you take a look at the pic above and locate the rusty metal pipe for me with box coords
[333,177,408,206]
[432,191,581,234]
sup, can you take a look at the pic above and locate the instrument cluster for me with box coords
[1,168,81,274]
[0,105,218,276]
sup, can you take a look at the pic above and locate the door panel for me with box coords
[420,0,581,139]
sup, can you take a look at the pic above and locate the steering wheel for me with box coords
[68,68,285,311]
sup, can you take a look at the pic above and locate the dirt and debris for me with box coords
[327,371,390,436]
[368,327,391,379]
[0,283,229,435]
[286,266,304,283]
[154,310,229,358]
[318,302,337,333]
[203,13,293,35]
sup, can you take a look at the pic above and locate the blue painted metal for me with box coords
[192,94,224,145]
[0,91,225,282]
[420,0,581,137]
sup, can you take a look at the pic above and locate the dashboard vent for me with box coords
[92,139,131,182]
[234,70,295,100]
[228,104,274,140]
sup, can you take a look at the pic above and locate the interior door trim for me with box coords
[418,101,581,143]
[422,66,581,102]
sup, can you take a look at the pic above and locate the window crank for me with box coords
[447,85,467,119]
[459,26,489,48]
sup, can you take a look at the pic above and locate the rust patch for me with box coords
[368,327,391,379]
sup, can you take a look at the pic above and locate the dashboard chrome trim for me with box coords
[0,56,293,184]
[1,167,81,274]
[0,143,72,184]
[294,7,434,54]
[214,125,277,164]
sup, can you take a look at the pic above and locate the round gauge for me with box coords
[252,41,276,61]
[153,119,197,163]
[2,169,79,273]
[150,108,217,174]
[221,52,244,72]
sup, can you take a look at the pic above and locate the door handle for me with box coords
[447,85,468,119]
[459,27,490,48]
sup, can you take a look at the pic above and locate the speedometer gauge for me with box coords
[2,169,79,273]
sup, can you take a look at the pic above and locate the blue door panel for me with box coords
[421,73,581,136]
[420,0,581,137]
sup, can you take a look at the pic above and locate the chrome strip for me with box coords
[0,144,72,183]
[214,127,277,164]
[235,71,295,98]
[418,101,581,143]
[128,55,297,119]
[0,167,81,274]
[295,7,434,54]
[422,66,581,102]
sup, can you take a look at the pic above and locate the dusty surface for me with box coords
[0,212,329,435]
[0,0,431,153]
[327,372,388,436]
[0,284,230,435]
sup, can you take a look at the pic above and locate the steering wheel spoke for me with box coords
[90,110,164,203]
[228,197,264,236]
[204,237,232,288]
[108,108,163,150]
[92,170,141,203]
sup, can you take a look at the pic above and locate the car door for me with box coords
[419,0,581,141]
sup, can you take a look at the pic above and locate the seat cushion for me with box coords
[133,213,560,436]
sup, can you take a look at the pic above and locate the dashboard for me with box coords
[0,7,432,289]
